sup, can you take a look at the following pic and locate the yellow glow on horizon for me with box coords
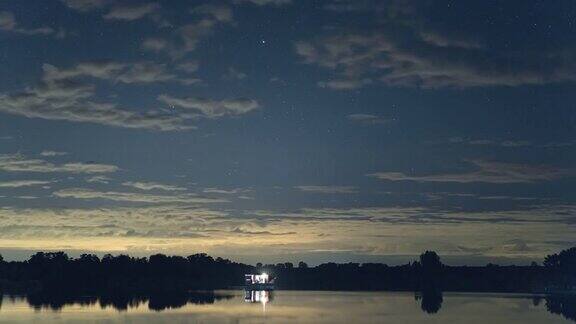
[0,205,573,261]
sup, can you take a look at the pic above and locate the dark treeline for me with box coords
[0,252,251,295]
[0,247,575,295]
[266,248,576,293]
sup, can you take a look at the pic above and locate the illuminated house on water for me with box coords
[244,273,275,290]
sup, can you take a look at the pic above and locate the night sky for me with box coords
[0,0,575,265]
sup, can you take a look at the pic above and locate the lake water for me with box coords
[0,291,574,323]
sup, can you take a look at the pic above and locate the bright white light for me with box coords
[260,273,269,283]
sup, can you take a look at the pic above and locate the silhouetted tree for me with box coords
[544,247,576,273]
[420,251,442,273]
[417,251,443,292]
[298,261,308,269]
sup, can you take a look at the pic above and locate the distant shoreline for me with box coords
[0,248,574,295]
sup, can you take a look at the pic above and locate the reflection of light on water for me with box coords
[244,290,270,313]
[0,292,570,322]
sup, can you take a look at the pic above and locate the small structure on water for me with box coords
[245,273,275,290]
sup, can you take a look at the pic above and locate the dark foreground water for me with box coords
[0,291,574,323]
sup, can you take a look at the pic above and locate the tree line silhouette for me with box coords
[0,248,574,319]
[0,248,574,295]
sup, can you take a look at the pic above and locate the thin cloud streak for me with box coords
[53,188,227,204]
[0,180,53,188]
[295,185,358,194]
[0,154,118,174]
[122,181,186,192]
[369,160,573,184]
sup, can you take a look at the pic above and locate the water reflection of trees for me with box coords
[545,295,576,322]
[7,290,576,320]
[414,292,576,320]
[414,289,443,314]
[23,291,233,312]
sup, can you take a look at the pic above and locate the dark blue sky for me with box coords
[0,0,575,265]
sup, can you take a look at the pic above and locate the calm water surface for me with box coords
[0,291,573,323]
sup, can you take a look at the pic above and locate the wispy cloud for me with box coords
[0,205,226,242]
[429,137,532,147]
[233,0,292,6]
[103,2,160,21]
[62,0,159,22]
[143,4,234,58]
[61,0,110,12]
[0,202,573,261]
[0,180,53,188]
[0,154,118,174]
[0,62,257,131]
[43,61,182,84]
[122,181,186,192]
[295,1,576,89]
[347,114,394,125]
[319,78,372,90]
[0,11,55,36]
[40,150,68,157]
[369,160,572,184]
[231,227,296,236]
[224,67,247,80]
[54,188,227,204]
[86,175,112,184]
[0,65,192,131]
[157,95,259,118]
[295,185,357,194]
[203,188,252,195]
[176,61,200,74]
